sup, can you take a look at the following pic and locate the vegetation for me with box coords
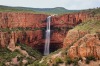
[17,43,42,59]
[52,57,63,66]
[74,20,100,33]
[85,56,96,64]
[65,56,73,65]
[0,5,79,15]
[65,56,79,66]
[82,7,100,16]
[55,58,63,64]
[28,60,48,66]
[0,27,45,32]
[0,47,21,65]
[0,43,42,65]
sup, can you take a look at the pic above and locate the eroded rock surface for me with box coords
[63,30,100,59]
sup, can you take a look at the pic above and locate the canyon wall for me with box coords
[0,12,47,28]
[0,12,97,52]
[63,30,100,59]
[0,12,95,28]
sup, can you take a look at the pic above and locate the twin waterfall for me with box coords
[44,16,51,55]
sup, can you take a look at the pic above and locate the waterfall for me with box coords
[44,16,51,55]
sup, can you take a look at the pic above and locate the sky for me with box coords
[0,0,100,10]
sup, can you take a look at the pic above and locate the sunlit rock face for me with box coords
[0,12,92,28]
[0,12,47,28]
[63,30,100,59]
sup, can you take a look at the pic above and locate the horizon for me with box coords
[0,0,100,10]
[0,5,99,10]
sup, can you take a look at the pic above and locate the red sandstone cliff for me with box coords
[63,30,100,59]
[0,12,96,28]
[0,12,99,52]
[0,12,47,28]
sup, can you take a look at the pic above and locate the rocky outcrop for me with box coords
[0,30,43,48]
[63,30,100,59]
[7,31,16,51]
[51,12,90,28]
[0,30,65,53]
[63,30,88,48]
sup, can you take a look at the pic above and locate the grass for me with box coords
[74,20,100,33]
[0,43,42,65]
[28,60,48,66]
[0,27,45,32]
[0,47,21,65]
[55,58,63,64]
[52,57,63,66]
[17,43,42,59]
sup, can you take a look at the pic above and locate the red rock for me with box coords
[0,32,6,47]
[0,12,93,29]
[63,30,88,48]
[64,30,100,59]
[0,12,47,28]
[7,32,16,51]
[0,11,99,53]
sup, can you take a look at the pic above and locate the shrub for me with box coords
[65,56,73,65]
[17,43,42,59]
[73,58,79,66]
[29,60,48,66]
[55,58,63,64]
[65,56,79,66]
[86,56,96,64]
[52,63,58,66]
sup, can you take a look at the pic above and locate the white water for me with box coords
[44,16,51,55]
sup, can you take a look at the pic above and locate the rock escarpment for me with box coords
[63,29,100,59]
[0,12,97,52]
[0,12,47,28]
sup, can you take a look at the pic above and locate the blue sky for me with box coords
[0,0,100,10]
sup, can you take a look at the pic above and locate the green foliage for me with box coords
[83,7,100,16]
[0,43,42,65]
[86,56,96,64]
[0,5,79,15]
[52,58,63,66]
[17,43,42,59]
[65,56,73,65]
[55,58,63,64]
[0,27,42,32]
[0,48,20,64]
[28,60,48,66]
[0,63,5,66]
[74,20,100,33]
[0,5,36,13]
[65,56,79,66]
[72,58,79,66]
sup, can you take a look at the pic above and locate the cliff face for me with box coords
[63,30,100,59]
[0,12,47,28]
[0,12,95,52]
[51,12,89,27]
[0,12,94,28]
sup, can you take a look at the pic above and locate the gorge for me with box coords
[0,7,100,66]
[0,12,93,53]
[0,12,99,53]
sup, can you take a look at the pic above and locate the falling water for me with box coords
[44,16,51,55]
